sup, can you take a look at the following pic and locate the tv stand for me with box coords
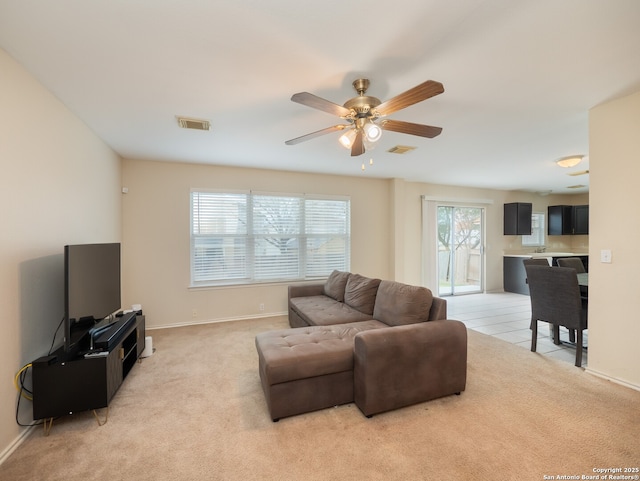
[32,314,146,422]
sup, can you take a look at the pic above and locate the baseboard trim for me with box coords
[0,425,35,467]
[586,367,640,392]
[147,311,288,331]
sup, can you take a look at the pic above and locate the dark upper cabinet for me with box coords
[504,202,532,235]
[548,205,573,235]
[573,205,589,235]
[547,205,589,235]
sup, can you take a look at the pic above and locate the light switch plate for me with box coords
[600,249,612,263]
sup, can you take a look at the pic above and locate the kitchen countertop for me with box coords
[504,252,589,258]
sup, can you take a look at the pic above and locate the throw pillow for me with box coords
[344,273,381,315]
[323,270,350,302]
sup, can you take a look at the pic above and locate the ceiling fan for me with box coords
[285,78,444,156]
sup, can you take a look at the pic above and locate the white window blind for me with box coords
[191,191,350,286]
[522,212,545,247]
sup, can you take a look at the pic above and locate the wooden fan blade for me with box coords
[291,92,353,118]
[380,119,443,138]
[285,124,349,145]
[351,130,365,156]
[375,80,444,116]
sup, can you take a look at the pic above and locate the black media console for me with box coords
[32,313,145,420]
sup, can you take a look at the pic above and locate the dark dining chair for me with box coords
[523,264,588,367]
[523,258,550,267]
[522,258,550,288]
[556,257,586,273]
[524,258,562,341]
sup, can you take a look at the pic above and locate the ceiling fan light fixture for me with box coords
[364,121,382,142]
[363,137,377,152]
[338,129,357,149]
[556,155,584,168]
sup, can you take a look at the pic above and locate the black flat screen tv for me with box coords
[64,243,121,352]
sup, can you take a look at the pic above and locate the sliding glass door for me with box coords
[437,205,484,296]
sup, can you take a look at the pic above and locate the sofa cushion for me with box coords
[290,295,373,326]
[344,274,381,315]
[372,280,433,326]
[323,270,351,302]
[256,320,387,385]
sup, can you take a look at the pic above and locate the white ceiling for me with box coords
[2,0,640,194]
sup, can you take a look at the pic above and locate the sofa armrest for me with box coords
[353,320,467,417]
[288,283,326,328]
[288,283,325,300]
[428,296,447,320]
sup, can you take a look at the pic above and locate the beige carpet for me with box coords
[2,316,639,481]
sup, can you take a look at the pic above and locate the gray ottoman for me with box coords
[255,321,384,421]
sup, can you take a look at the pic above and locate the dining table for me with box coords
[577,272,588,297]
[577,272,588,286]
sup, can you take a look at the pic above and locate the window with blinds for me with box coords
[522,212,545,247]
[191,191,350,286]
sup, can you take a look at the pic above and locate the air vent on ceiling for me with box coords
[387,145,416,154]
[567,184,587,189]
[176,116,211,131]
[568,169,589,176]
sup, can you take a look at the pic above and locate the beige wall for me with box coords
[588,89,640,387]
[122,158,590,327]
[0,50,122,459]
[121,159,391,328]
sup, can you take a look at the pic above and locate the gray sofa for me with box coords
[255,271,467,421]
[288,271,448,328]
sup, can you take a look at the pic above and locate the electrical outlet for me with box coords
[259,303,265,311]
[192,309,198,318]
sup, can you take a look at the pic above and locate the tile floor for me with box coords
[445,291,588,367]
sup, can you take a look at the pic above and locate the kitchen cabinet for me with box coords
[547,205,572,235]
[573,205,589,235]
[504,202,532,235]
[547,205,589,235]
[503,256,531,295]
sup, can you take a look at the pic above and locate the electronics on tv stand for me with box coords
[89,323,113,339]
[92,311,137,350]
[84,350,109,358]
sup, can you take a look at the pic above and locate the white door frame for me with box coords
[422,196,492,295]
